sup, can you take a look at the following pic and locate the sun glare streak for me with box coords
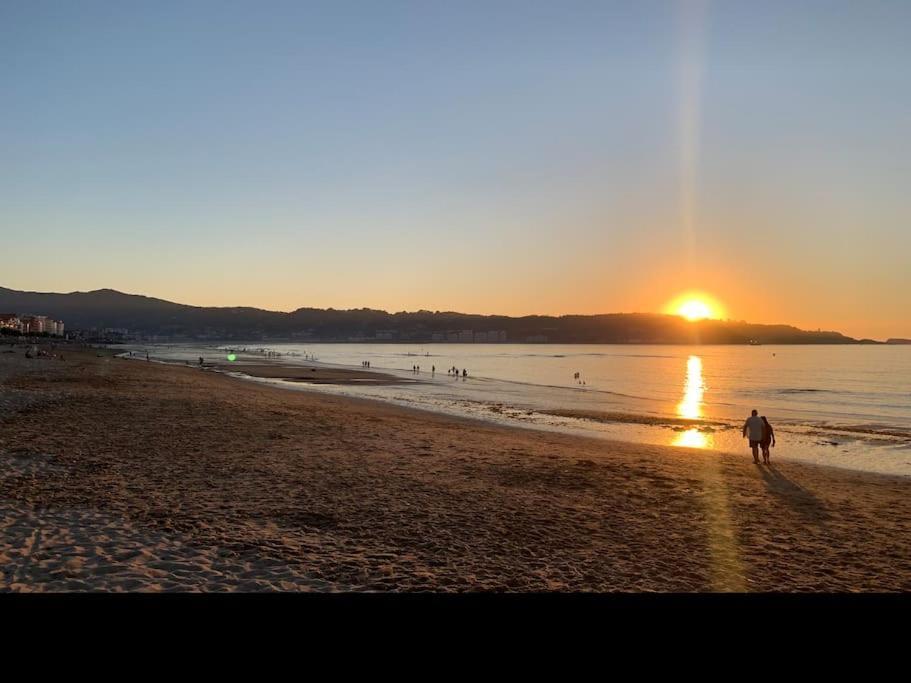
[676,0,709,263]
[672,351,743,588]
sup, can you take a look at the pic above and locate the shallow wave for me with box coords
[778,388,832,394]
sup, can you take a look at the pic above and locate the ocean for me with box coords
[137,343,911,477]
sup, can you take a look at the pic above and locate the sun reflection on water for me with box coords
[673,427,712,449]
[673,355,713,449]
[678,355,703,419]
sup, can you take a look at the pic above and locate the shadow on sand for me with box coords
[757,462,831,523]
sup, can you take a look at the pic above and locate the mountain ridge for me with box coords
[0,285,867,344]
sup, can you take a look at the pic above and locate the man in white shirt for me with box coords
[742,409,764,464]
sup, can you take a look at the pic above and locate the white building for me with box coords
[22,316,48,334]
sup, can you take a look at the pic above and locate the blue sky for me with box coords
[2,1,909,338]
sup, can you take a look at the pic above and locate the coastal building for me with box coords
[6,314,65,336]
[21,316,47,334]
[474,332,488,343]
[458,330,473,342]
[431,332,445,342]
[446,331,459,342]
[0,314,21,332]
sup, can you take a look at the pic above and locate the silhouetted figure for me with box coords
[462,368,467,378]
[760,416,776,464]
[198,356,204,366]
[742,409,763,464]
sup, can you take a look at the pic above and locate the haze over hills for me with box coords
[0,286,871,344]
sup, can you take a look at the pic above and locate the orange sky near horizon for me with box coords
[4,268,906,341]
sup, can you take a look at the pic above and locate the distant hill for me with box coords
[0,286,865,344]
[886,338,911,345]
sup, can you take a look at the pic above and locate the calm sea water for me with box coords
[138,343,911,477]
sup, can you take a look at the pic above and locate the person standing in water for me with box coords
[742,409,764,464]
[760,416,776,465]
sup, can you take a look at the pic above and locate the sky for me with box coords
[2,0,909,339]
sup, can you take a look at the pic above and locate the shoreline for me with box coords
[2,345,910,591]
[157,351,911,480]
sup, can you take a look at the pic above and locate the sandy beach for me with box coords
[1,344,909,592]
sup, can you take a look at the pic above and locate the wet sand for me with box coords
[541,408,728,429]
[1,345,909,592]
[206,360,410,385]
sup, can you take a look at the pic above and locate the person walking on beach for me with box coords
[760,416,776,465]
[742,409,764,464]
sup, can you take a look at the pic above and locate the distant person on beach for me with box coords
[742,409,764,464]
[760,416,776,464]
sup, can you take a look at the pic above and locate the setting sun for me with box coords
[665,293,725,321]
[678,300,713,321]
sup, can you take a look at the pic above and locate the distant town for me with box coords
[0,313,65,337]
[0,313,526,344]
